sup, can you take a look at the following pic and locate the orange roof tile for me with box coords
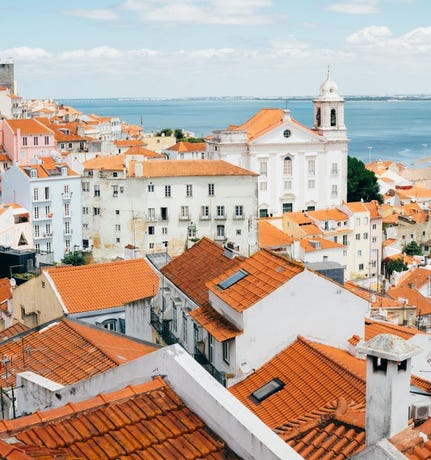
[344,201,369,213]
[190,302,242,342]
[45,258,159,314]
[365,318,422,341]
[285,211,313,225]
[114,139,145,147]
[229,336,366,429]
[207,250,304,313]
[6,119,53,136]
[344,281,404,308]
[258,220,293,248]
[161,237,244,306]
[167,141,207,152]
[300,223,323,235]
[0,318,157,387]
[0,322,28,341]
[228,108,285,141]
[0,376,240,459]
[388,285,431,316]
[397,268,431,290]
[308,208,349,222]
[300,237,343,252]
[19,158,78,178]
[124,145,166,158]
[0,277,11,304]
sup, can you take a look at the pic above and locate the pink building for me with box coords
[0,118,56,164]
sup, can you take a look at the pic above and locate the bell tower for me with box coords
[312,70,347,140]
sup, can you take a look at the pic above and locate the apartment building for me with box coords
[81,156,258,260]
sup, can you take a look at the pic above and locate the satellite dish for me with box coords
[9,278,16,287]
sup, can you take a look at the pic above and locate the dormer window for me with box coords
[250,378,285,403]
[30,169,37,178]
[61,167,67,176]
[217,269,248,290]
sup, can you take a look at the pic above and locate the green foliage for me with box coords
[155,128,173,137]
[174,129,185,140]
[403,240,422,256]
[347,156,383,204]
[386,258,408,276]
[183,137,205,143]
[61,251,86,266]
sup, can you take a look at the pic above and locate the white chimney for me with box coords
[357,334,421,447]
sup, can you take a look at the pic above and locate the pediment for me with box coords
[251,120,323,145]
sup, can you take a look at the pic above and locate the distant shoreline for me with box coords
[56,95,431,103]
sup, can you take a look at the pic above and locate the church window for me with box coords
[259,161,268,176]
[316,108,321,127]
[283,157,292,176]
[330,109,337,127]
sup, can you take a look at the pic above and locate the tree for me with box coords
[155,128,173,137]
[403,240,421,256]
[174,129,185,140]
[61,251,86,266]
[385,258,408,276]
[347,156,383,203]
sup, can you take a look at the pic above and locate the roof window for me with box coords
[250,378,285,403]
[217,269,248,290]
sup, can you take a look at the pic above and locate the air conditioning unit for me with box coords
[411,402,431,422]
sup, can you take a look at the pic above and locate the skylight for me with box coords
[217,269,248,290]
[250,378,285,403]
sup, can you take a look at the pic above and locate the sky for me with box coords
[1,0,430,99]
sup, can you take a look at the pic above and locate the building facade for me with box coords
[207,75,348,217]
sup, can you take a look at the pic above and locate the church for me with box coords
[207,74,349,217]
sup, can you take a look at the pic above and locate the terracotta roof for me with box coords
[285,211,313,225]
[387,285,431,316]
[190,302,242,342]
[124,145,166,158]
[343,201,369,213]
[0,318,157,387]
[275,399,366,459]
[300,237,343,252]
[6,118,53,135]
[207,250,304,313]
[391,417,431,459]
[0,277,11,304]
[45,258,159,314]
[114,139,145,147]
[0,376,240,459]
[161,237,243,306]
[19,158,79,178]
[299,223,323,236]
[167,141,207,152]
[397,186,431,200]
[229,336,366,429]
[258,220,293,248]
[308,208,349,222]
[344,281,404,308]
[397,267,431,290]
[0,322,28,341]
[365,318,422,341]
[83,153,126,170]
[227,108,285,141]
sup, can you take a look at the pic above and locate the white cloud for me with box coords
[66,9,119,21]
[327,0,380,14]
[60,47,122,60]
[0,47,52,61]
[346,25,392,45]
[121,0,278,25]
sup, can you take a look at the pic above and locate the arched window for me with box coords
[330,109,337,127]
[316,108,321,127]
[283,156,292,176]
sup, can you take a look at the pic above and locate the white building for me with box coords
[207,74,348,217]
[81,156,259,260]
[0,203,33,251]
[2,158,82,265]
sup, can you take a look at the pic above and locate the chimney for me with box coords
[357,334,421,447]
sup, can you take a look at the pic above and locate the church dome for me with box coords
[319,76,339,96]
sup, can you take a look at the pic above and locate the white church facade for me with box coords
[207,75,349,217]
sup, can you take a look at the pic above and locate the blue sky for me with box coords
[1,0,430,99]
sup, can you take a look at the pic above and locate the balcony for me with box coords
[179,213,191,221]
[150,310,178,345]
[194,348,226,386]
[145,214,157,222]
[214,214,226,220]
[43,232,53,238]
[61,192,72,200]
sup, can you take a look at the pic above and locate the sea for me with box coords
[57,97,431,166]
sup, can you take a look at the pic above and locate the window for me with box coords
[64,203,70,216]
[82,182,89,192]
[44,187,50,200]
[216,205,225,218]
[356,218,361,226]
[120,186,124,193]
[112,185,118,197]
[115,209,120,215]
[260,181,267,191]
[35,243,40,253]
[162,240,168,248]
[284,180,292,190]
[188,225,196,238]
[148,183,154,192]
[283,156,292,176]
[82,224,88,230]
[34,225,40,238]
[372,223,377,230]
[186,184,193,197]
[64,185,70,194]
[308,159,315,176]
[115,224,121,232]
[46,241,52,253]
[251,378,285,403]
[235,205,244,218]
[357,250,362,256]
[94,185,100,197]
[44,136,49,145]
[93,207,100,216]
[223,340,231,364]
[218,269,248,290]
[65,221,71,235]
[165,185,171,197]
[45,205,51,217]
[330,109,337,126]
[282,203,293,213]
[182,313,188,342]
[334,236,338,243]
[331,185,338,197]
[180,206,190,219]
[22,137,27,146]
[260,209,268,218]
[372,236,377,243]
[148,226,155,235]
[208,334,214,363]
[259,161,268,176]
[355,233,360,240]
[83,207,88,215]
[33,188,39,201]
[149,242,155,249]
[316,108,321,127]
[363,232,368,239]
[148,208,156,220]
[236,229,241,235]
[208,183,215,196]
[343,235,348,245]
[33,136,38,146]
[331,163,338,175]
[30,169,37,178]
[308,179,315,189]
[201,206,209,218]
[160,207,168,221]
[216,225,225,238]
[363,217,369,225]
[359,263,364,270]
[162,227,168,235]
[68,143,73,149]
